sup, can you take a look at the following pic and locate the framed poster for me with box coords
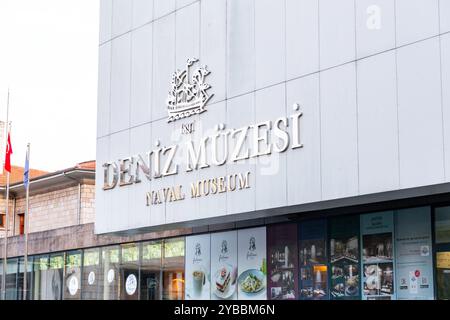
[267,224,298,300]
[329,215,360,300]
[395,207,434,300]
[185,234,211,300]
[361,211,395,300]
[211,231,238,300]
[299,219,328,300]
[237,227,267,300]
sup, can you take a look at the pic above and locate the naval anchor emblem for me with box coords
[166,58,213,123]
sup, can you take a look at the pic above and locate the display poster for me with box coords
[329,215,360,300]
[299,219,328,300]
[395,207,434,300]
[185,234,211,300]
[211,231,238,300]
[237,227,267,300]
[361,211,395,300]
[267,224,298,300]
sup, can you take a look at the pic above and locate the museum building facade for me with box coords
[3,0,450,300]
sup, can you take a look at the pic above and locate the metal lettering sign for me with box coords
[166,58,213,123]
[102,57,305,209]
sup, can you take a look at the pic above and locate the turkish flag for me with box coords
[4,132,12,173]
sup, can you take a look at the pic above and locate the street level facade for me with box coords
[94,0,450,300]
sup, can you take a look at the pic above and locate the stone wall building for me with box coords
[0,161,191,300]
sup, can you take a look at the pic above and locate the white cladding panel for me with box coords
[96,0,449,234]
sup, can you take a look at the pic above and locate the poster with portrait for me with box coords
[185,234,211,300]
[361,211,395,300]
[395,207,434,300]
[267,224,298,300]
[237,227,267,300]
[329,215,360,300]
[299,219,328,300]
[211,231,238,300]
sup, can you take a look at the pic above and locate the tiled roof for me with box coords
[0,165,48,186]
[75,160,96,170]
[0,160,96,187]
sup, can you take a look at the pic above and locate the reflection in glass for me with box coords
[120,243,139,300]
[45,254,63,300]
[32,255,48,300]
[435,206,450,244]
[64,251,82,300]
[163,238,185,300]
[140,241,162,300]
[81,248,102,300]
[102,246,120,300]
[18,257,33,300]
[5,258,18,300]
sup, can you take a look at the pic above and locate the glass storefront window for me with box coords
[436,251,450,299]
[32,255,48,300]
[64,250,82,300]
[46,254,63,300]
[17,256,33,300]
[81,248,102,300]
[162,238,185,300]
[435,206,450,244]
[5,258,18,300]
[120,243,139,300]
[102,246,120,300]
[140,241,162,300]
[435,206,450,300]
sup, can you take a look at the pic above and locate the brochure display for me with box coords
[299,219,328,300]
[329,215,360,300]
[395,207,434,300]
[267,224,299,300]
[361,211,395,300]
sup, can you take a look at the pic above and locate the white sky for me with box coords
[0,0,99,172]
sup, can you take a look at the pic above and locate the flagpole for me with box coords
[2,89,10,300]
[23,143,30,300]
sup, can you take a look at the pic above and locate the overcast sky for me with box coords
[0,0,99,172]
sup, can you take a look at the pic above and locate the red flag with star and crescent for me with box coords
[4,132,12,173]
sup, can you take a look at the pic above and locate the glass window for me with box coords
[120,243,139,300]
[64,250,82,300]
[436,251,450,300]
[17,256,33,300]
[5,258,18,300]
[140,241,162,300]
[102,246,120,300]
[32,255,48,300]
[435,206,450,300]
[81,248,102,300]
[47,254,64,300]
[435,206,450,244]
[162,238,185,300]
